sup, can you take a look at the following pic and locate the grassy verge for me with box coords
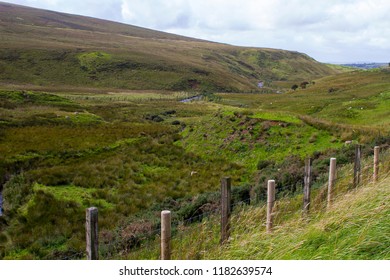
[0,68,389,259]
[212,164,390,259]
[126,149,389,260]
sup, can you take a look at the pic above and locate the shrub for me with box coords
[2,174,32,215]
[145,114,164,122]
[309,133,318,143]
[328,87,339,93]
[162,110,176,116]
[300,81,309,89]
[257,160,273,170]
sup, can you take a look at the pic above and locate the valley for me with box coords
[0,2,389,260]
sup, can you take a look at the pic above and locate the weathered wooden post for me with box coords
[303,158,312,215]
[327,158,337,208]
[266,180,276,233]
[86,207,98,260]
[353,144,361,188]
[373,146,380,182]
[161,210,171,260]
[221,177,231,244]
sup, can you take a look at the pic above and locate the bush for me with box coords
[145,114,164,122]
[231,184,251,205]
[300,81,309,89]
[257,160,273,170]
[2,174,32,215]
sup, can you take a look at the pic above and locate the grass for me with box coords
[0,66,389,260]
[125,149,390,260]
[178,106,342,175]
[0,3,389,260]
[32,183,115,210]
[216,69,390,140]
[211,167,390,259]
[0,3,339,92]
[59,91,195,103]
[1,66,389,259]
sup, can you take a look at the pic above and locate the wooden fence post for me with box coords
[373,146,380,182]
[161,210,171,260]
[327,158,337,208]
[86,207,98,260]
[303,158,312,215]
[266,180,276,233]
[221,177,231,244]
[353,144,361,188]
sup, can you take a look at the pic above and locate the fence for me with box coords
[80,144,389,260]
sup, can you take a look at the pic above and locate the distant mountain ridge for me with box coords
[340,63,388,69]
[0,2,339,91]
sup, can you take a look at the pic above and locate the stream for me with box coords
[180,95,203,103]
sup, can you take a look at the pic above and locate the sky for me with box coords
[3,0,390,63]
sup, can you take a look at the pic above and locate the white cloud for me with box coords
[118,0,390,61]
[121,0,192,29]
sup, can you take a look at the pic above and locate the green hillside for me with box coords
[0,2,389,260]
[211,158,390,260]
[0,68,389,259]
[0,2,338,92]
[177,158,390,260]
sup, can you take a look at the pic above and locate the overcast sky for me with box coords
[4,0,390,63]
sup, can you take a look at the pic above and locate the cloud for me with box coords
[121,0,192,29]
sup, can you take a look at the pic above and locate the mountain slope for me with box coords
[0,2,338,91]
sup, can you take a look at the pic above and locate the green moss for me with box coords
[0,90,76,108]
[180,109,342,173]
[67,112,102,124]
[32,183,114,209]
[77,51,112,73]
[251,111,302,124]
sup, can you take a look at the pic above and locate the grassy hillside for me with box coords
[0,2,338,92]
[216,69,390,135]
[0,68,389,259]
[119,149,390,260]
[0,2,389,261]
[211,154,390,260]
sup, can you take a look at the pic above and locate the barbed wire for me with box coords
[100,148,388,259]
[24,145,389,260]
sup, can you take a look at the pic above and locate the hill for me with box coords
[0,68,388,259]
[341,63,388,69]
[0,2,389,261]
[0,2,338,92]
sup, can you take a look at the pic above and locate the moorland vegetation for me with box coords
[0,2,389,259]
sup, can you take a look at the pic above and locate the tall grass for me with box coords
[0,69,389,259]
[153,149,390,260]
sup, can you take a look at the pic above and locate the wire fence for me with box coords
[36,144,390,260]
[102,145,387,259]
